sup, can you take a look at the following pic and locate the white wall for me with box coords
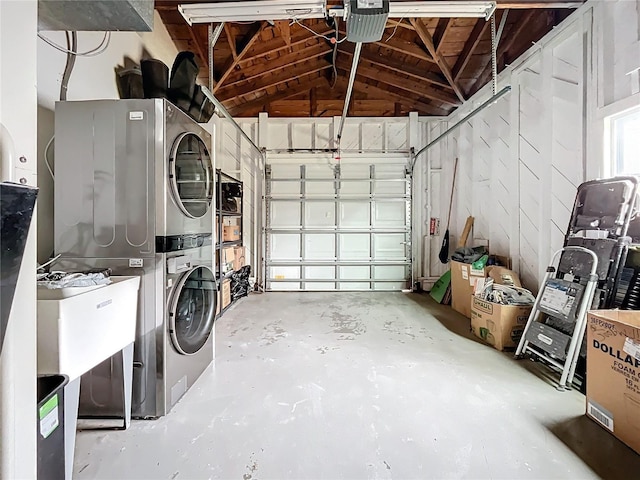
[36,11,179,263]
[0,1,38,477]
[424,0,640,291]
[214,114,434,287]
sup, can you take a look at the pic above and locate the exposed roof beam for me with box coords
[224,23,238,60]
[187,24,208,74]
[339,43,452,90]
[227,76,329,116]
[470,10,536,95]
[334,59,459,107]
[240,26,333,64]
[452,18,490,81]
[220,43,331,91]
[434,18,452,52]
[219,60,332,101]
[385,19,415,31]
[410,19,466,103]
[372,38,437,64]
[213,22,265,92]
[348,79,451,116]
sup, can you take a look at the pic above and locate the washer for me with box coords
[164,247,216,411]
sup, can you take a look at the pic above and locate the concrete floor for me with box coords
[74,292,640,479]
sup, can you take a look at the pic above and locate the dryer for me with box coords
[54,98,214,259]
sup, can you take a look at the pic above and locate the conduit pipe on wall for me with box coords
[412,85,511,170]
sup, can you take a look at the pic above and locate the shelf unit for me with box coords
[215,169,244,317]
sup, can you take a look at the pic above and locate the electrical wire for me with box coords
[38,31,111,57]
[385,18,403,42]
[331,17,339,87]
[44,135,55,180]
[291,18,347,43]
[37,254,62,272]
[60,31,77,101]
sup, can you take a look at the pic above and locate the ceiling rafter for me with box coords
[187,24,208,73]
[213,21,266,92]
[228,76,329,115]
[434,18,453,52]
[222,43,332,90]
[470,9,537,95]
[410,18,466,102]
[224,23,238,60]
[346,78,451,116]
[371,37,437,64]
[335,57,459,106]
[452,17,490,81]
[338,43,452,90]
[240,27,333,65]
[219,60,332,101]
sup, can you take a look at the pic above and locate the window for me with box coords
[612,107,640,176]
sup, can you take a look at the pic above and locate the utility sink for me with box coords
[37,276,140,380]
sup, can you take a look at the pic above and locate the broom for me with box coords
[438,158,458,264]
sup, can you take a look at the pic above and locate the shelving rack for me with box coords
[215,169,243,317]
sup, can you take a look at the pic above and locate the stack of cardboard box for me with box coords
[450,257,533,351]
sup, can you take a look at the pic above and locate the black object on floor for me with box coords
[0,182,38,353]
[37,374,69,480]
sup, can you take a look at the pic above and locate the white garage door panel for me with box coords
[374,202,406,228]
[266,163,411,291]
[305,234,335,259]
[305,266,335,279]
[339,182,370,195]
[374,180,406,195]
[374,234,406,259]
[339,234,370,259]
[340,202,370,227]
[270,202,301,228]
[270,234,300,260]
[339,266,370,280]
[305,202,335,227]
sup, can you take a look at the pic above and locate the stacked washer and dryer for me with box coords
[54,99,217,418]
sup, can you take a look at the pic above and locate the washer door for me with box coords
[169,132,213,219]
[169,266,217,355]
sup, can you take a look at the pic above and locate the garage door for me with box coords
[265,162,411,291]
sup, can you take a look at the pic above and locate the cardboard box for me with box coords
[219,247,235,273]
[233,246,246,272]
[216,290,221,315]
[450,257,511,318]
[586,310,640,454]
[223,225,241,242]
[470,297,531,351]
[221,279,231,309]
[451,261,487,318]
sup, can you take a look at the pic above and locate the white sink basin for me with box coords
[37,276,140,381]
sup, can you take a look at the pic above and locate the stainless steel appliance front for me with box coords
[54,98,213,259]
[62,245,215,418]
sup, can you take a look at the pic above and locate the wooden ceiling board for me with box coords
[156,1,583,117]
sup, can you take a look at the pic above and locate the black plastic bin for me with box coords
[37,374,69,480]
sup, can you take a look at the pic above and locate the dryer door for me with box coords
[168,265,217,355]
[169,132,213,219]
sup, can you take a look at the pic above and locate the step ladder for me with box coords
[515,246,599,390]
